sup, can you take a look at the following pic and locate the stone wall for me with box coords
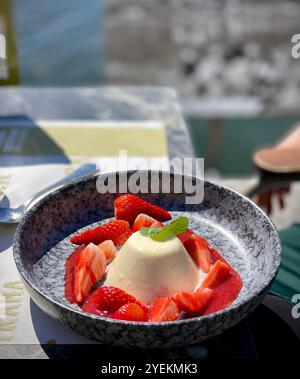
[106,0,300,114]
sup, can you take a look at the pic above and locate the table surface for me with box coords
[0,86,196,163]
[0,86,298,358]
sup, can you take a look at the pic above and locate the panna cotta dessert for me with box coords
[66,194,242,322]
[105,231,200,304]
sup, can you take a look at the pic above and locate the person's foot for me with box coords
[252,125,300,213]
[254,125,300,174]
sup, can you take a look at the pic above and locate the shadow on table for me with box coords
[0,116,70,167]
[248,294,300,359]
[30,299,256,360]
[30,295,300,359]
[0,223,17,253]
[0,115,70,214]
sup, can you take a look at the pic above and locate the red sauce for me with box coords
[65,242,242,319]
[201,246,242,315]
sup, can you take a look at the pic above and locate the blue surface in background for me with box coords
[12,0,104,85]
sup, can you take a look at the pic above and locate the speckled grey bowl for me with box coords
[13,171,281,348]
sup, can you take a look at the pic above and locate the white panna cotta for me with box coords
[105,231,201,304]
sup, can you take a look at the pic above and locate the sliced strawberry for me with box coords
[74,243,106,303]
[201,260,231,289]
[111,303,148,322]
[173,287,213,314]
[114,194,171,224]
[70,220,131,246]
[177,229,194,244]
[65,245,85,303]
[150,220,164,228]
[132,213,157,233]
[183,233,212,272]
[150,297,180,322]
[82,286,146,316]
[98,240,116,262]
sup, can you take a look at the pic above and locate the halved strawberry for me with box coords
[74,243,106,303]
[201,260,231,289]
[114,194,171,224]
[183,233,212,272]
[111,303,148,321]
[132,213,157,233]
[173,287,213,314]
[82,286,146,316]
[150,220,164,228]
[70,220,131,246]
[150,297,179,322]
[65,245,85,303]
[177,229,194,244]
[98,240,116,262]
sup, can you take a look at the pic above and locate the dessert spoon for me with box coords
[0,163,98,224]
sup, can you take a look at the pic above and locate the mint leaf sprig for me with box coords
[140,216,189,241]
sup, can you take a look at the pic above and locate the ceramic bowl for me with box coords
[13,171,281,348]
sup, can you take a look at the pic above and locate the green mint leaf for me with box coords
[140,227,163,237]
[150,217,189,241]
[139,227,150,236]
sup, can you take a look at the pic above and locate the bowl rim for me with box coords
[13,170,282,327]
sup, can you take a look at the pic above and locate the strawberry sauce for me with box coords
[64,195,244,321]
[65,243,242,318]
[201,246,242,315]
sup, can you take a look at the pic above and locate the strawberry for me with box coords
[201,260,231,289]
[82,286,146,316]
[112,303,148,322]
[65,245,85,303]
[173,287,213,314]
[132,213,158,233]
[177,229,194,244]
[183,233,212,272]
[150,297,180,322]
[98,240,116,262]
[150,220,164,228]
[70,220,131,247]
[114,194,171,224]
[73,243,106,303]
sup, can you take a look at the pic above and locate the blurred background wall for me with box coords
[11,0,300,115]
[106,0,300,116]
[9,0,300,175]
